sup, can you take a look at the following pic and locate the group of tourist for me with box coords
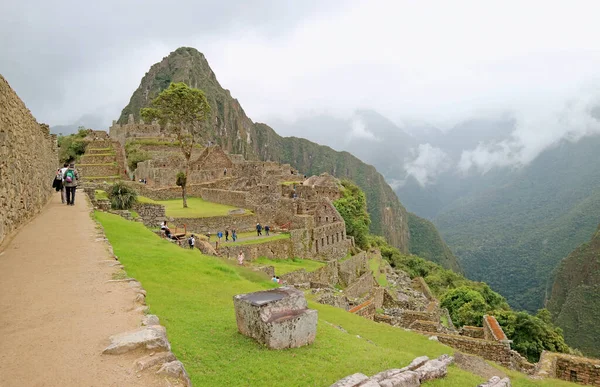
[211,228,238,242]
[256,223,270,236]
[52,162,79,206]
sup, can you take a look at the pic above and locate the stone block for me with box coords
[233,286,318,349]
[103,326,170,355]
[156,360,191,386]
[377,371,420,387]
[478,376,512,387]
[134,351,176,371]
[415,354,453,382]
[329,373,369,387]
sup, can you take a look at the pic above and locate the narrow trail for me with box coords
[0,193,165,386]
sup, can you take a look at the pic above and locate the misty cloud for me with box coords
[458,92,600,174]
[404,144,450,186]
[348,117,378,141]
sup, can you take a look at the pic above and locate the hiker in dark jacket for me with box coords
[63,163,79,206]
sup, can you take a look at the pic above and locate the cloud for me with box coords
[458,92,600,174]
[348,117,378,141]
[404,144,451,186]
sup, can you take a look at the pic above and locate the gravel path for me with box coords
[0,193,166,386]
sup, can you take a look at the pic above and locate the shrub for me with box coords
[126,146,150,170]
[109,182,138,210]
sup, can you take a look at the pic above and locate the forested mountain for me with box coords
[547,224,600,357]
[117,47,459,270]
[435,136,600,312]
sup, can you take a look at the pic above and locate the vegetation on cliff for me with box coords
[57,128,88,163]
[341,181,570,362]
[334,180,371,249]
[547,224,600,358]
[117,47,459,271]
[434,136,600,312]
[407,212,462,273]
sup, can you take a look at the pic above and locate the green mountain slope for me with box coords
[435,137,600,312]
[407,212,462,273]
[117,47,459,269]
[547,225,600,358]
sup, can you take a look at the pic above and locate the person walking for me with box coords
[225,229,229,242]
[188,234,196,249]
[265,225,270,236]
[256,223,262,237]
[237,251,245,266]
[60,162,68,203]
[232,229,237,242]
[63,163,79,206]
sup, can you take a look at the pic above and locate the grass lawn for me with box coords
[95,190,108,200]
[368,256,389,287]
[137,196,252,218]
[95,212,575,387]
[226,233,290,247]
[253,257,325,275]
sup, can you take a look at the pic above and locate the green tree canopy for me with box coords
[141,82,211,207]
[333,180,371,249]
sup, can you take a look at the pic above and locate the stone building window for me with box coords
[327,235,330,245]
[322,238,324,247]
[326,216,329,222]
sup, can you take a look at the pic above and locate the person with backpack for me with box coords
[60,162,68,203]
[188,235,196,249]
[63,163,79,206]
[265,225,270,236]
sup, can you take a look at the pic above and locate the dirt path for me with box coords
[0,193,166,386]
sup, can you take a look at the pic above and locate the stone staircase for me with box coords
[79,139,127,184]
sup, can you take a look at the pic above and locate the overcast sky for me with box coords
[3,0,600,176]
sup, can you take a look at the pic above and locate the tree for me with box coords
[333,180,371,249]
[141,82,211,207]
[440,286,488,327]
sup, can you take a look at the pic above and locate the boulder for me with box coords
[377,371,420,387]
[329,373,369,387]
[478,376,512,387]
[103,326,170,355]
[415,354,453,382]
[134,351,176,371]
[233,286,318,349]
[141,314,160,326]
[156,360,191,386]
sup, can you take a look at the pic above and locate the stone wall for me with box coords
[308,260,339,285]
[550,352,600,386]
[349,299,376,320]
[170,214,258,234]
[0,75,58,245]
[338,252,368,287]
[345,273,375,299]
[409,320,440,333]
[460,326,485,339]
[133,203,166,227]
[434,334,512,367]
[411,277,435,301]
[483,314,509,341]
[397,310,438,328]
[219,238,294,261]
[77,163,119,178]
[199,188,249,209]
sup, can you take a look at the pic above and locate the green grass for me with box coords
[87,147,112,151]
[226,233,290,247]
[95,212,575,387]
[95,190,109,200]
[253,257,325,275]
[368,256,388,287]
[83,176,121,180]
[82,152,115,157]
[137,196,251,218]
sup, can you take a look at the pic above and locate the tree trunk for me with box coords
[182,158,190,208]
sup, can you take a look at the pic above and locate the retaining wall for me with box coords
[0,75,58,245]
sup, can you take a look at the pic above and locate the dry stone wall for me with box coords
[170,214,258,234]
[0,75,58,245]
[345,273,375,299]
